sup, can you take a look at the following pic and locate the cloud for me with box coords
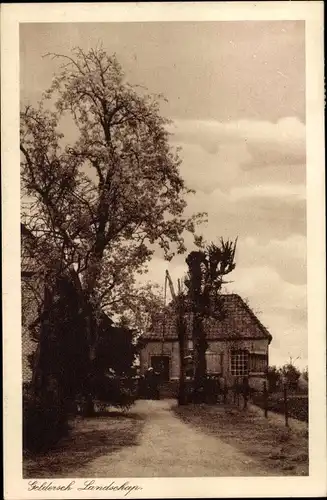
[238,236,306,286]
[138,125,308,365]
[177,142,249,194]
[129,119,307,367]
[228,265,306,310]
[174,118,307,245]
[168,116,306,169]
[229,183,306,201]
[184,182,306,244]
[226,265,307,367]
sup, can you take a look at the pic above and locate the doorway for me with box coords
[151,355,170,381]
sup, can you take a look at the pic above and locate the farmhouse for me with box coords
[139,293,272,392]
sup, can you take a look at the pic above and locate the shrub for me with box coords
[280,363,301,391]
[23,389,70,453]
[204,375,222,404]
[184,379,194,403]
[89,374,137,411]
[182,375,223,404]
[267,366,281,393]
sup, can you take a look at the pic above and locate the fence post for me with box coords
[263,381,268,418]
[243,377,249,410]
[236,377,240,407]
[284,383,289,427]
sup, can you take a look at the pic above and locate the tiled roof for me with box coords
[142,294,272,342]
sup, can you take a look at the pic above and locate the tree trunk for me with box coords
[177,298,187,405]
[192,313,207,403]
[70,265,100,414]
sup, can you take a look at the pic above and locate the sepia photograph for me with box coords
[2,2,326,499]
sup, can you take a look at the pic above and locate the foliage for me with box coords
[280,363,301,390]
[21,47,204,308]
[252,391,308,422]
[103,281,166,334]
[267,363,303,393]
[267,365,282,393]
[302,367,308,382]
[34,275,90,400]
[23,386,70,453]
[20,47,205,415]
[94,313,144,377]
[86,375,137,412]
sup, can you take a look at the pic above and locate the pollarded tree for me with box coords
[185,238,237,402]
[20,47,205,373]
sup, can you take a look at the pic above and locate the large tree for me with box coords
[20,47,204,387]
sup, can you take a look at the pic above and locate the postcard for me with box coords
[2,2,326,498]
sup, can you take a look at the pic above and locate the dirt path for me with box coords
[76,399,278,477]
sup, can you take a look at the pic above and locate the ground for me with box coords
[24,399,308,478]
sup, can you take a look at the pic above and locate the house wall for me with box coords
[140,338,269,391]
[139,341,180,379]
[207,339,269,390]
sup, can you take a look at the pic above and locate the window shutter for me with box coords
[249,353,268,373]
[206,353,221,374]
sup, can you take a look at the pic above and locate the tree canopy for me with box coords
[21,47,205,320]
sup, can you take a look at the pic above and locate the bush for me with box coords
[204,375,222,404]
[23,389,70,453]
[184,379,194,403]
[267,366,281,393]
[252,392,308,422]
[183,375,223,404]
[280,363,301,391]
[89,374,137,411]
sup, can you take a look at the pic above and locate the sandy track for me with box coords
[76,399,277,477]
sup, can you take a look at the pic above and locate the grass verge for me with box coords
[174,403,308,476]
[23,411,145,478]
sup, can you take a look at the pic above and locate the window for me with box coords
[249,353,268,373]
[230,350,249,376]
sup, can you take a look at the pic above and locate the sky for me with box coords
[20,21,307,369]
